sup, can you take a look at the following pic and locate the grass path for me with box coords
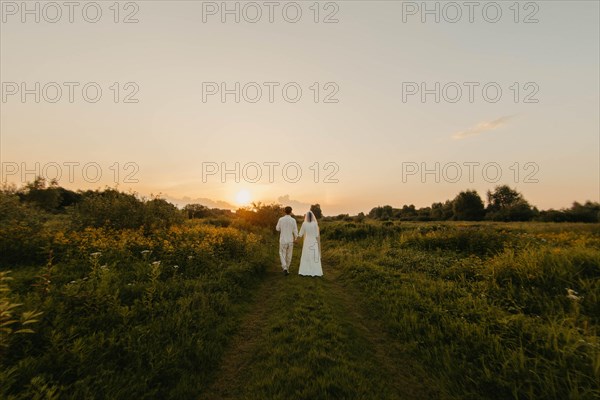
[199,269,284,399]
[199,256,442,399]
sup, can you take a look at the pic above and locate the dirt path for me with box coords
[199,261,440,399]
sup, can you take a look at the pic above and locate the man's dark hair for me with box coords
[284,206,292,215]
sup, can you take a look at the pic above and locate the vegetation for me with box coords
[322,220,600,399]
[0,184,272,399]
[453,189,485,221]
[367,185,599,223]
[310,203,323,219]
[1,180,598,399]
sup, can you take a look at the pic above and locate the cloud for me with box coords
[452,115,513,140]
[164,195,236,210]
[161,193,314,212]
[277,195,312,212]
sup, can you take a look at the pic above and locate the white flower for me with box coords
[173,265,179,270]
[566,288,582,301]
[152,261,161,266]
[90,252,102,258]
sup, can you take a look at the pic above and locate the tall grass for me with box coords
[1,222,272,399]
[327,222,600,399]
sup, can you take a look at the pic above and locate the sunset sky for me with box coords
[1,1,598,215]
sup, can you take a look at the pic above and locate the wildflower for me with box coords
[69,280,76,284]
[173,265,179,270]
[90,252,102,258]
[566,288,582,301]
[152,261,161,267]
[141,250,151,255]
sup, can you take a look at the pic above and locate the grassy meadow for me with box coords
[322,221,599,399]
[1,191,599,399]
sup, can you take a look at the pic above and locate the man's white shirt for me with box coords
[276,215,298,244]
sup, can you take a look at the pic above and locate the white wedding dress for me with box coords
[298,211,323,277]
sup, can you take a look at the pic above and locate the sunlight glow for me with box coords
[235,189,252,206]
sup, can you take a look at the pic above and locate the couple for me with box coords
[276,206,322,277]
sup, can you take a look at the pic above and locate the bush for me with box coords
[235,203,284,229]
[0,192,50,265]
[398,225,515,256]
[73,190,183,231]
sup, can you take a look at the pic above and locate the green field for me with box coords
[2,201,599,399]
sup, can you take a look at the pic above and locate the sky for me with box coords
[1,0,599,215]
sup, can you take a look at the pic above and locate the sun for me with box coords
[235,189,252,206]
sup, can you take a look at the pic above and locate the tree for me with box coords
[567,201,600,222]
[486,185,535,221]
[310,204,323,219]
[143,197,183,230]
[537,209,569,222]
[453,190,485,221]
[17,177,81,212]
[19,177,62,211]
[416,206,432,221]
[368,205,393,220]
[183,204,210,219]
[74,189,144,229]
[355,212,366,222]
[236,202,284,228]
[430,200,454,220]
[486,185,523,211]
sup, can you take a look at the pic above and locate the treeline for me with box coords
[367,185,600,223]
[1,178,317,231]
[3,179,599,231]
[4,177,184,230]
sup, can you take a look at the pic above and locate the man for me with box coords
[275,206,298,275]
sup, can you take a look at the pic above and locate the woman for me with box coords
[297,211,323,277]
